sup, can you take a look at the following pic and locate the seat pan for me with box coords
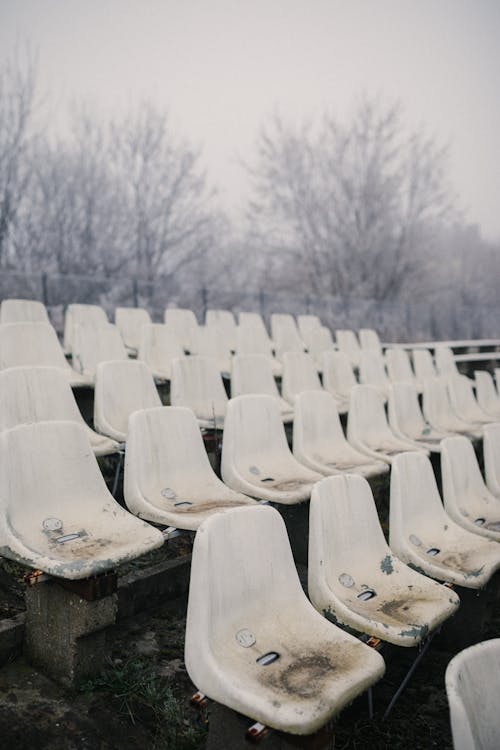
[187,600,384,735]
[228,459,321,503]
[300,444,388,479]
[86,427,120,456]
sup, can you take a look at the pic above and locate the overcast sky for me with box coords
[1,0,499,240]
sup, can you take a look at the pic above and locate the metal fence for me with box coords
[0,269,498,342]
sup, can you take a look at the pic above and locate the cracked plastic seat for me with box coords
[321,350,357,415]
[447,375,492,428]
[0,298,50,324]
[293,390,388,479]
[0,421,163,579]
[115,307,152,355]
[205,309,237,351]
[94,360,161,442]
[484,423,500,497]
[235,318,281,377]
[413,348,438,389]
[475,371,500,420]
[297,314,322,340]
[231,354,293,423]
[348,385,426,464]
[221,395,322,504]
[308,475,459,646]
[359,329,384,358]
[301,326,334,371]
[390,451,500,589]
[0,322,92,387]
[388,382,451,453]
[137,323,185,381]
[422,377,483,440]
[125,406,257,530]
[63,303,108,355]
[72,323,128,381]
[0,366,119,456]
[281,351,323,405]
[359,350,391,399]
[386,348,421,392]
[170,356,228,429]
[189,325,232,378]
[441,435,500,541]
[185,504,385,735]
[164,307,198,351]
[335,329,362,368]
[446,638,500,750]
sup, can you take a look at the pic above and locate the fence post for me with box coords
[132,278,139,308]
[201,287,208,318]
[41,273,49,306]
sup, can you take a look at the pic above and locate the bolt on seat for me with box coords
[185,505,385,735]
[0,421,163,579]
[390,452,500,589]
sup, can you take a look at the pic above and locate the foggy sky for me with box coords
[1,0,499,240]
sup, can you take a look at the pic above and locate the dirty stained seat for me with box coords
[124,406,257,530]
[308,474,459,646]
[221,394,323,504]
[390,452,500,589]
[0,421,163,579]
[445,638,500,750]
[185,504,385,735]
[388,382,452,453]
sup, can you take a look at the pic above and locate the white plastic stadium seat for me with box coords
[164,307,198,351]
[412,348,438,388]
[235,319,281,376]
[422,378,483,440]
[321,351,357,414]
[390,451,500,589]
[297,314,322,340]
[63,303,108,355]
[281,351,323,405]
[124,407,257,530]
[221,395,323,504]
[94,360,162,443]
[231,354,293,423]
[308,475,459,646]
[0,298,50,324]
[72,323,128,381]
[446,639,500,750]
[189,325,232,378]
[272,314,305,361]
[359,350,391,399]
[475,370,500,420]
[205,309,237,351]
[385,348,421,392]
[137,323,185,381]
[0,322,92,387]
[0,366,119,456]
[484,423,500,497]
[388,382,451,453]
[170,356,228,429]
[435,346,460,378]
[441,435,500,541]
[115,307,152,354]
[185,505,385,734]
[0,421,163,579]
[293,390,388,479]
[447,375,492,428]
[335,329,362,368]
[302,326,335,370]
[359,328,383,358]
[348,385,426,464]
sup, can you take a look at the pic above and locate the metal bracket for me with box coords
[191,691,208,709]
[246,721,269,743]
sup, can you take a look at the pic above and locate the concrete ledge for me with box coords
[117,553,192,620]
[0,613,25,666]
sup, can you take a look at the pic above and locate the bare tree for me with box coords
[247,98,454,300]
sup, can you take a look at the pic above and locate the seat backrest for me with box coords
[310,475,390,585]
[390,451,449,546]
[64,303,108,353]
[231,354,280,398]
[115,307,152,350]
[238,311,271,342]
[447,374,486,420]
[475,370,500,416]
[359,350,389,389]
[335,329,361,365]
[94,360,161,441]
[297,314,322,339]
[235,320,274,358]
[446,639,500,750]
[435,346,458,377]
[441,435,494,515]
[321,351,357,398]
[273,320,305,360]
[164,308,198,348]
[170,356,228,417]
[413,348,437,383]
[388,382,427,437]
[0,298,49,324]
[205,309,237,344]
[348,384,392,444]
[270,313,300,341]
[72,323,128,377]
[359,328,383,356]
[294,390,347,457]
[0,366,89,432]
[0,322,69,370]
[190,325,231,360]
[385,348,415,383]
[302,326,334,361]
[137,323,184,377]
[281,351,322,403]
[422,376,461,428]
[484,423,500,497]
[222,394,292,467]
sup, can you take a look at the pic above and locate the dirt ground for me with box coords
[1,547,499,750]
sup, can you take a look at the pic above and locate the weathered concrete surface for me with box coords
[117,553,191,620]
[24,581,117,686]
[0,613,24,666]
